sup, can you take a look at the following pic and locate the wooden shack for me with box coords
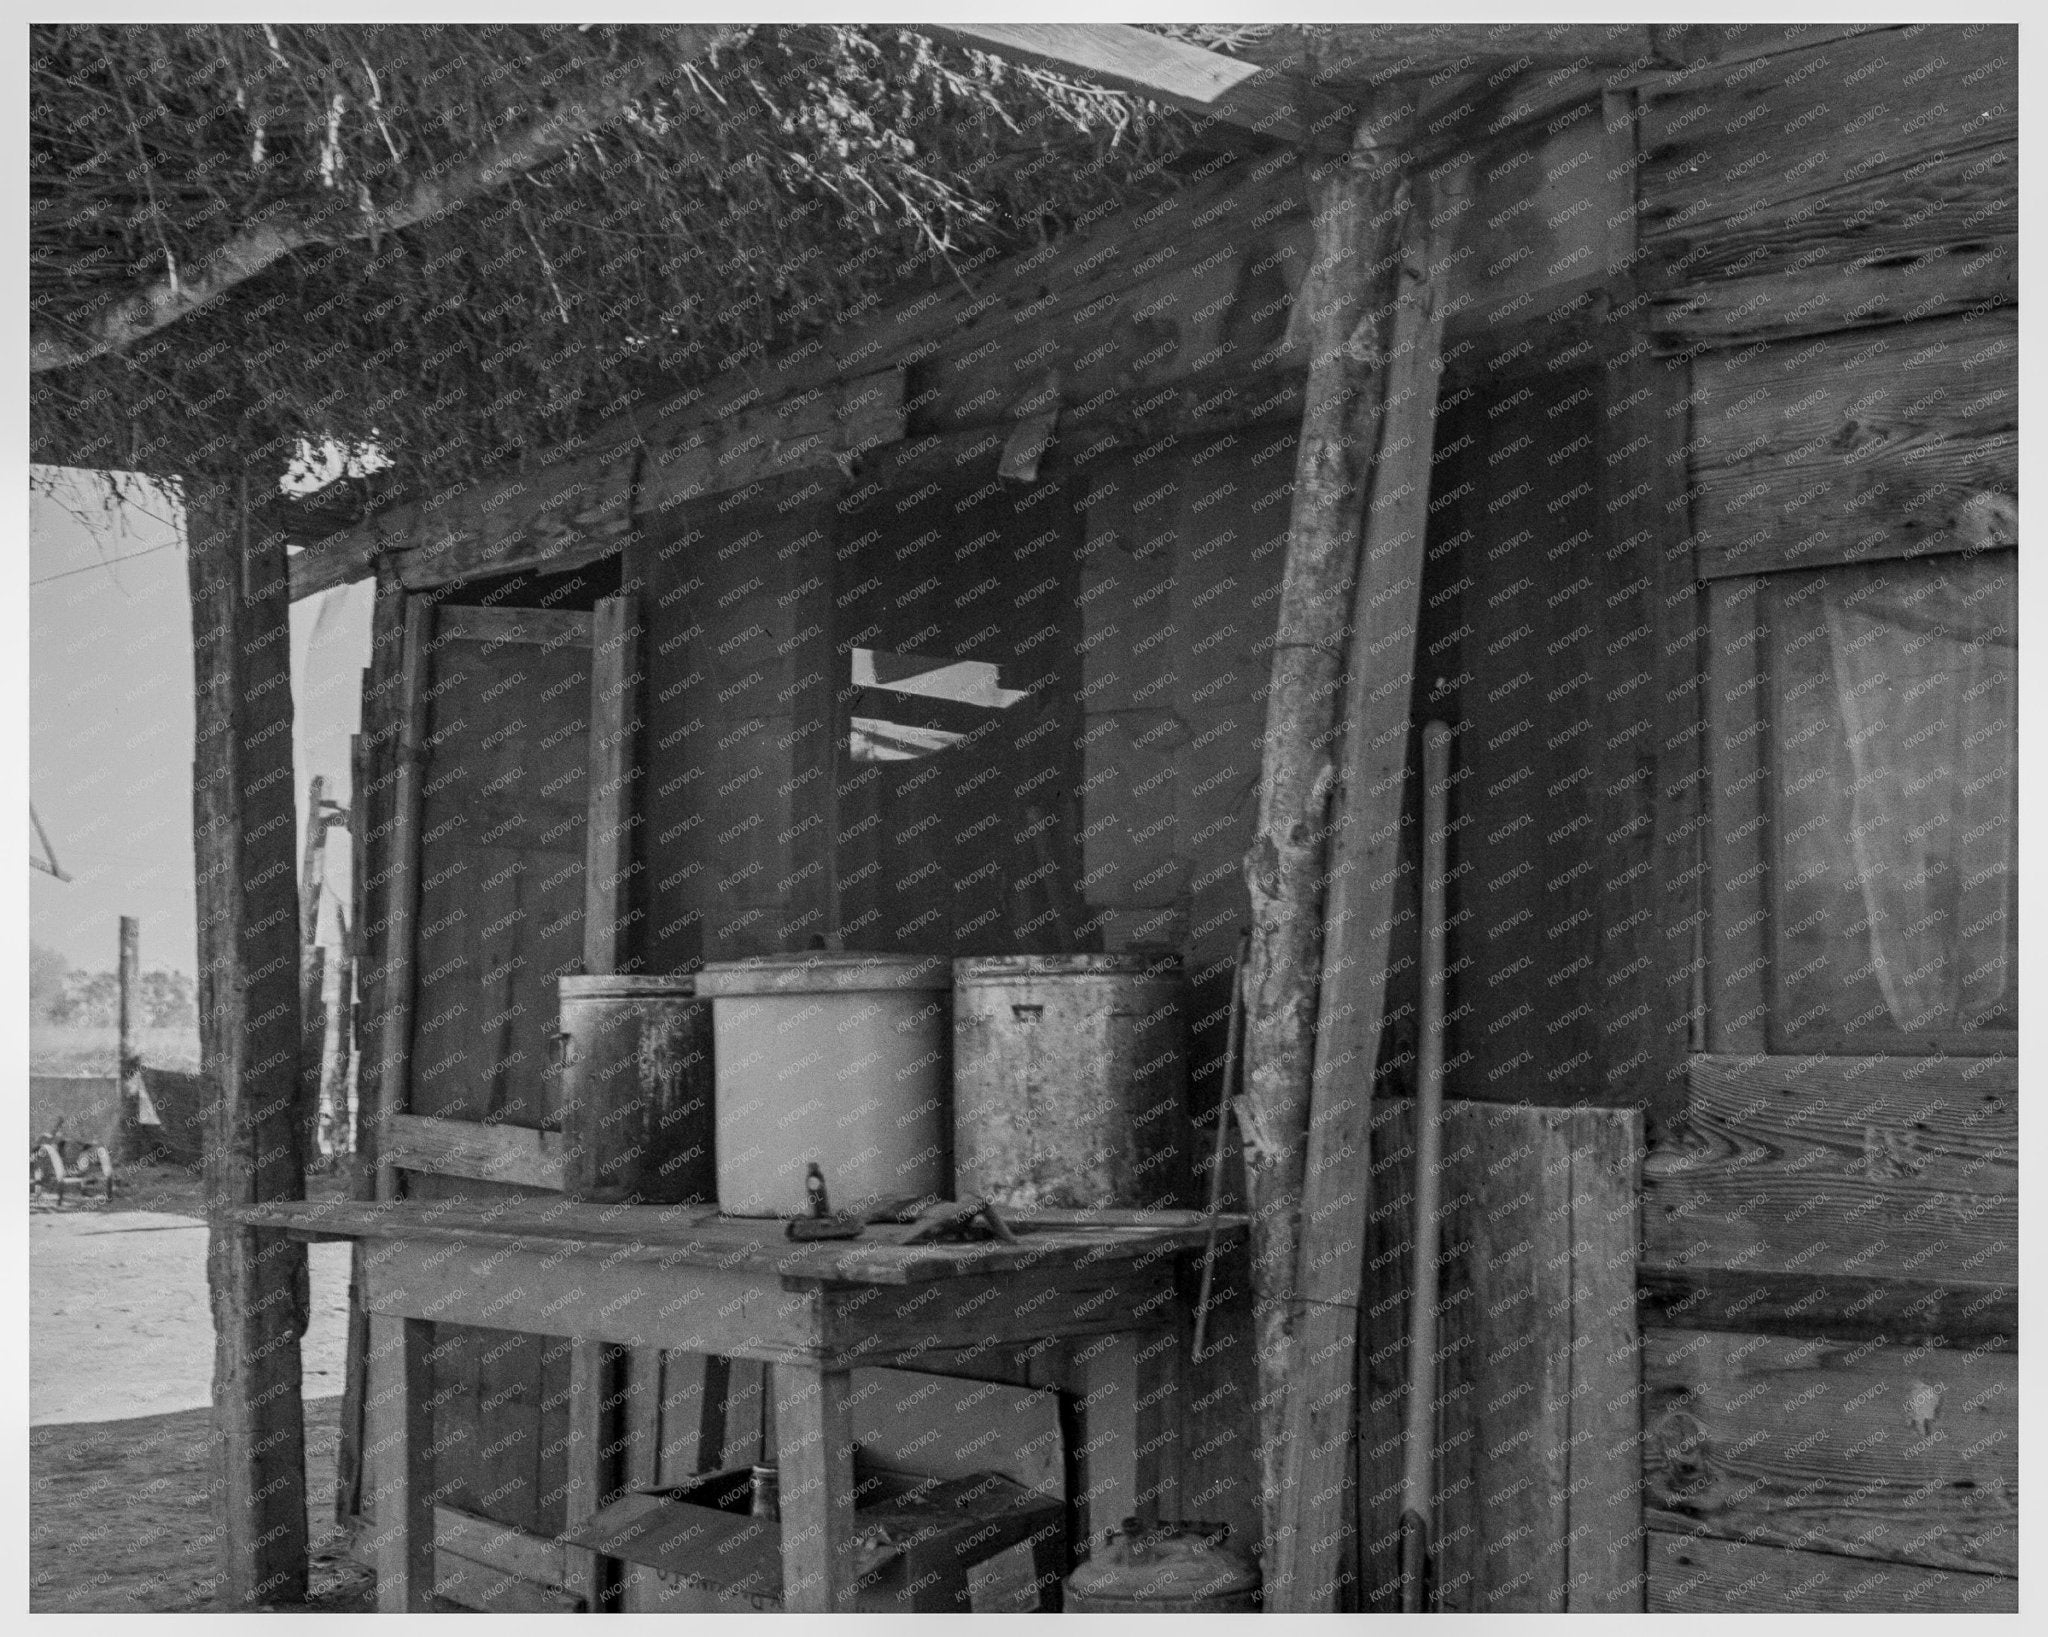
[135,20,2021,1617]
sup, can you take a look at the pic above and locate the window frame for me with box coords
[1704,544,2018,1059]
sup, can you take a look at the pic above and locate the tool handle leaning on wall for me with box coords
[1400,721,1454,1613]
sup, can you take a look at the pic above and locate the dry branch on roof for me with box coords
[30,23,1199,494]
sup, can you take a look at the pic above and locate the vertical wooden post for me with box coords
[583,593,640,973]
[773,1365,858,1612]
[338,574,418,1533]
[317,939,354,1160]
[298,774,329,1162]
[568,592,644,1604]
[116,914,142,1161]
[372,597,432,1205]
[187,474,310,1607]
[1238,112,1408,1582]
[368,1311,436,1612]
[1272,160,1466,1611]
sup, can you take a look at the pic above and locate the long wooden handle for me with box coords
[1192,929,1252,1364]
[1400,720,1454,1611]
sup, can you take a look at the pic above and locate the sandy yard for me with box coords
[29,1170,375,1610]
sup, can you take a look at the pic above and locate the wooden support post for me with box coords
[571,592,649,1587]
[338,578,415,1531]
[368,1312,436,1612]
[300,946,328,1164]
[562,1341,623,1611]
[116,914,142,1162]
[298,774,329,1163]
[1272,161,1467,1612]
[583,593,640,973]
[1237,114,1409,1582]
[372,597,432,1204]
[187,475,310,1607]
[318,942,354,1161]
[773,1365,858,1612]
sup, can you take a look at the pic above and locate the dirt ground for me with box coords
[29,1163,375,1612]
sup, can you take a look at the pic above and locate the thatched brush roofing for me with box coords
[30,23,1203,496]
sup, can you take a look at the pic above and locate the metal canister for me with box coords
[952,951,1186,1211]
[555,974,715,1205]
[696,952,951,1217]
[1064,1520,1261,1613]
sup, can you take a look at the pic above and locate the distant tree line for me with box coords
[29,943,197,1028]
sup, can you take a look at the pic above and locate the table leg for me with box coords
[1073,1325,1181,1548]
[367,1312,435,1612]
[773,1364,857,1611]
[563,1339,618,1611]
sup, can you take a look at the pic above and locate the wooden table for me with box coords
[236,1196,1242,1612]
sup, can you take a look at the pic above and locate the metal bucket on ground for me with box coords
[952,951,1186,1211]
[555,974,715,1205]
[1065,1519,1261,1612]
[695,952,951,1217]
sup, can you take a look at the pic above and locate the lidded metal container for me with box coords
[555,975,715,1205]
[952,950,1186,1211]
[1065,1520,1261,1613]
[695,951,951,1217]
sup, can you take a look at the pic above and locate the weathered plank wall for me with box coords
[631,471,838,969]
[1629,23,2019,1612]
[1642,1329,2017,1585]
[1358,1100,1643,1612]
[831,464,1087,958]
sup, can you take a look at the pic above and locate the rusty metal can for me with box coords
[555,975,715,1205]
[952,951,1186,1211]
[1064,1519,1261,1613]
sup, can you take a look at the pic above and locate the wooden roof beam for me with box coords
[1228,22,1682,80]
[923,24,1352,152]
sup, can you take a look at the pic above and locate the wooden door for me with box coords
[408,604,591,1143]
[404,602,594,1541]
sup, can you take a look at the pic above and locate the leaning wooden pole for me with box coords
[188,473,311,1607]
[1239,112,1409,1580]
[116,914,142,1161]
[1270,161,1467,1610]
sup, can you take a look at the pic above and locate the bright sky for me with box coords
[29,468,371,979]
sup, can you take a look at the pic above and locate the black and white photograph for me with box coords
[20,8,2026,1622]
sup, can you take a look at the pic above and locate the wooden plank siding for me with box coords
[1648,1530,2017,1613]
[1641,1328,2017,1576]
[629,469,838,970]
[1682,311,2016,580]
[1636,27,2015,252]
[379,1112,569,1192]
[1643,1054,2016,1292]
[1356,1101,1643,1612]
